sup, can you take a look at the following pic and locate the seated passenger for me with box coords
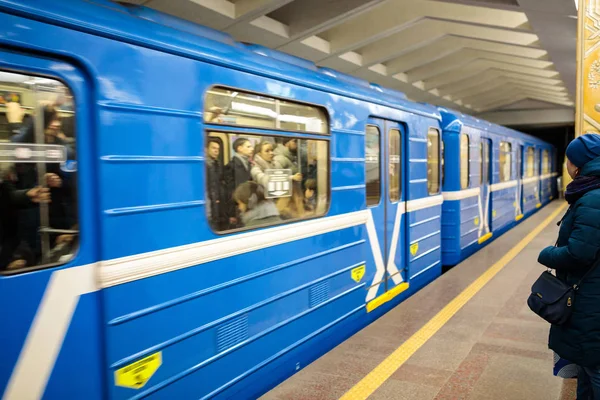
[303,178,317,213]
[233,181,280,227]
[276,183,305,220]
[47,224,78,264]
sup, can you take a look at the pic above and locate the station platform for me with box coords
[261,200,576,400]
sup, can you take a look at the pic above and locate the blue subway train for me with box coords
[0,1,557,399]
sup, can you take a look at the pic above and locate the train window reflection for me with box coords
[499,141,512,182]
[205,132,329,232]
[460,133,469,189]
[427,128,440,195]
[526,147,535,177]
[542,149,550,174]
[0,71,78,273]
[389,129,401,203]
[204,87,328,134]
[366,125,381,206]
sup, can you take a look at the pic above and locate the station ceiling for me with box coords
[118,0,577,127]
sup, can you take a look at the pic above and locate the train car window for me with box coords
[542,149,549,174]
[526,147,535,177]
[460,133,469,189]
[389,129,401,202]
[205,131,329,232]
[0,71,78,273]
[499,141,512,182]
[480,142,484,185]
[427,128,440,195]
[366,125,381,206]
[205,87,328,134]
[441,139,445,186]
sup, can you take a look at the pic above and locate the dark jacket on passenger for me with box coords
[205,157,225,229]
[0,180,35,269]
[538,155,600,367]
[241,201,281,227]
[223,154,252,224]
[10,121,77,258]
[273,146,298,174]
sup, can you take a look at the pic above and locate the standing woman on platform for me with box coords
[538,133,600,399]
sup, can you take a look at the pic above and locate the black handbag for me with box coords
[528,258,600,325]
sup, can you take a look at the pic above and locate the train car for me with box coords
[0,1,558,399]
[0,1,452,399]
[438,108,558,266]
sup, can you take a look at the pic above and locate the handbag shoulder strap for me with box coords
[575,252,600,290]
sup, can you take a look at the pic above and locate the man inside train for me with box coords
[205,138,226,231]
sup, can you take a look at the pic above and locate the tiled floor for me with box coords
[261,201,576,400]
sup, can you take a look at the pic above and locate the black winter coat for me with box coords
[223,155,252,223]
[206,157,225,229]
[538,156,600,367]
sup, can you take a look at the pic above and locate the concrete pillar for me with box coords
[568,0,600,190]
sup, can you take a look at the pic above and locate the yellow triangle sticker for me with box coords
[410,243,419,256]
[474,217,480,226]
[115,352,162,390]
[351,265,365,283]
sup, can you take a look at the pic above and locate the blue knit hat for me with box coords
[566,134,600,168]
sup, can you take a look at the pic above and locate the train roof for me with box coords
[437,107,552,146]
[0,0,441,120]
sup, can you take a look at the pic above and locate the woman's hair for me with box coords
[232,137,250,153]
[254,140,274,157]
[233,181,266,209]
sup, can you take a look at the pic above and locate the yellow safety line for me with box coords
[339,201,568,400]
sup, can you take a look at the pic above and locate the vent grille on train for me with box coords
[309,281,330,308]
[216,314,249,353]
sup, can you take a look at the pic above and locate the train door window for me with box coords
[460,133,469,189]
[205,87,328,134]
[0,71,78,273]
[480,142,484,185]
[481,140,490,184]
[542,149,549,174]
[499,141,512,182]
[526,147,535,177]
[427,128,440,195]
[366,125,381,206]
[441,139,445,186]
[389,129,401,202]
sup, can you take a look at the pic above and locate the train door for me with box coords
[516,145,524,219]
[365,118,407,304]
[0,52,102,399]
[479,138,492,239]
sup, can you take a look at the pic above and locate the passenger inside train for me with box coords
[0,71,78,272]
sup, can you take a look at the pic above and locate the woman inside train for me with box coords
[537,133,600,399]
[250,140,281,188]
